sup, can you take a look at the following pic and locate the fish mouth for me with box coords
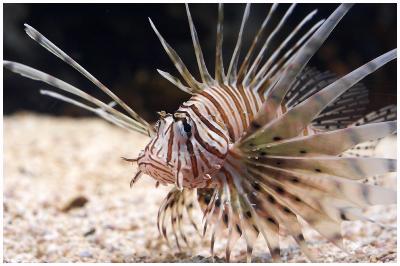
[137,151,221,188]
[137,153,175,184]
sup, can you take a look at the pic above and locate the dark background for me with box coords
[4,4,397,122]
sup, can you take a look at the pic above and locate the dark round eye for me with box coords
[183,120,192,133]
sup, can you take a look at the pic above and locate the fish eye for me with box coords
[173,113,192,134]
[182,119,192,133]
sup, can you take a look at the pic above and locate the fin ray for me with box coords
[185,4,214,85]
[23,24,151,131]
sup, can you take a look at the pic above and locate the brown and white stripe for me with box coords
[4,3,397,262]
[136,4,334,189]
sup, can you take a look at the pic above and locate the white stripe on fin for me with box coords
[226,3,251,84]
[157,69,196,95]
[250,8,318,89]
[242,49,396,147]
[250,156,396,180]
[185,4,214,85]
[214,4,226,84]
[245,4,353,138]
[237,3,278,83]
[249,121,396,157]
[23,24,152,132]
[40,90,145,133]
[245,4,297,85]
[3,60,150,135]
[149,18,204,92]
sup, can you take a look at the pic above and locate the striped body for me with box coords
[138,83,318,188]
[4,3,397,262]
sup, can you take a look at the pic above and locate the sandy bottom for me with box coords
[3,113,397,262]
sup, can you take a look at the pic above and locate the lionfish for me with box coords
[4,3,397,262]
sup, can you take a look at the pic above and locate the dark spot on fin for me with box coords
[275,186,285,194]
[290,177,300,183]
[340,211,349,221]
[268,195,276,204]
[272,247,280,256]
[204,194,211,204]
[252,182,261,191]
[361,186,370,203]
[283,207,291,213]
[236,224,242,235]
[267,217,277,225]
[252,225,259,233]
[223,213,229,225]
[251,121,261,129]
[215,198,221,207]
